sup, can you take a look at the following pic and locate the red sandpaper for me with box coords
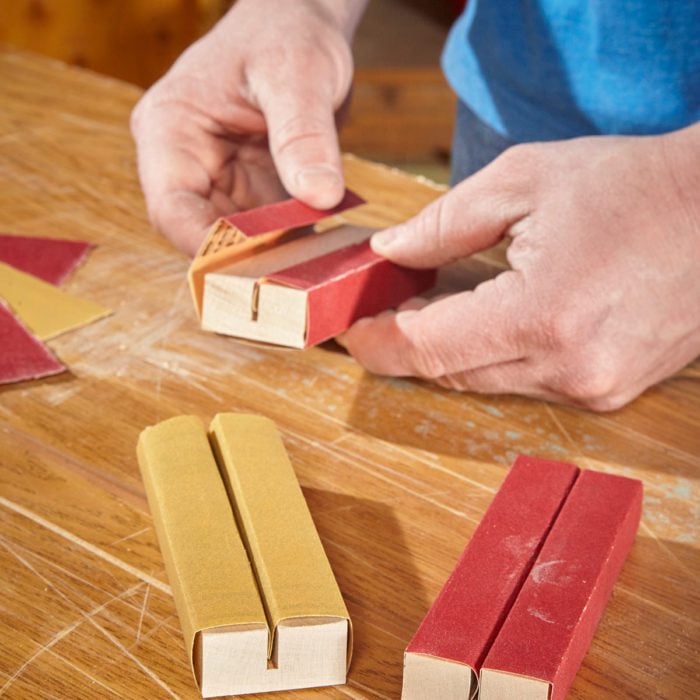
[406,456,580,673]
[266,240,436,346]
[222,190,365,237]
[0,302,65,384]
[0,233,92,285]
[482,470,642,700]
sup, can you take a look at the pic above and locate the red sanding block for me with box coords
[266,240,436,346]
[191,189,438,348]
[402,456,579,699]
[480,469,643,700]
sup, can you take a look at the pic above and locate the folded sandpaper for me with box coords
[403,456,642,700]
[137,414,351,695]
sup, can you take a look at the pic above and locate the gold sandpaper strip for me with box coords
[208,414,350,654]
[137,415,268,677]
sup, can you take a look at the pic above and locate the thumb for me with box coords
[256,74,346,210]
[370,155,532,268]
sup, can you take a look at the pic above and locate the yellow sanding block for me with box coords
[137,414,351,698]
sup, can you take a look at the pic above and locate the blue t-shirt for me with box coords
[442,0,700,142]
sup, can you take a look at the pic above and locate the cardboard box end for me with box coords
[402,651,477,700]
[479,668,552,700]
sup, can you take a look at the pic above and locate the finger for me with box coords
[370,146,536,268]
[254,71,346,210]
[434,360,643,411]
[148,190,219,256]
[133,103,222,254]
[434,360,555,401]
[339,270,529,378]
[135,144,218,255]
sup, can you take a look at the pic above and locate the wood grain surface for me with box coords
[1,48,699,699]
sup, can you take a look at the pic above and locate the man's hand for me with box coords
[339,125,700,411]
[131,0,367,254]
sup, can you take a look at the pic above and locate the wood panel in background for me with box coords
[0,0,456,162]
[341,67,455,163]
[0,0,225,87]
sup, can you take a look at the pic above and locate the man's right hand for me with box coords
[131,0,366,254]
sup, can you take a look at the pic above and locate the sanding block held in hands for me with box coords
[137,414,351,698]
[401,456,642,700]
[188,155,443,348]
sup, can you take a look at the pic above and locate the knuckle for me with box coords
[407,349,446,379]
[490,142,548,194]
[271,114,333,156]
[538,308,583,352]
[551,348,619,406]
[495,142,533,170]
[584,393,627,413]
[129,84,175,138]
[410,195,457,260]
[425,197,449,254]
[147,203,167,235]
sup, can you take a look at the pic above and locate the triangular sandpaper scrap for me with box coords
[0,261,111,340]
[0,233,93,285]
[0,302,66,384]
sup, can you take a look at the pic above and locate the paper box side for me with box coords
[402,651,477,700]
[406,455,580,671]
[208,413,352,665]
[479,669,550,700]
[481,470,643,700]
[136,415,269,688]
[202,273,309,348]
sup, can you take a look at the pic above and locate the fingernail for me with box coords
[296,166,343,207]
[371,227,400,251]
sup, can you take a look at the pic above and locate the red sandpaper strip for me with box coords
[0,302,65,384]
[266,240,436,346]
[405,456,580,673]
[0,233,93,285]
[222,189,365,237]
[481,470,643,700]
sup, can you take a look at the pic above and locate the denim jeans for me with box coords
[450,101,517,186]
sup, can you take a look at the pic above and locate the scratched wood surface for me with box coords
[0,48,698,700]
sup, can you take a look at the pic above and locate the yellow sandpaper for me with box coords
[137,415,268,679]
[0,261,111,340]
[209,413,351,659]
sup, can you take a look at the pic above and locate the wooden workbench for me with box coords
[1,48,698,699]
